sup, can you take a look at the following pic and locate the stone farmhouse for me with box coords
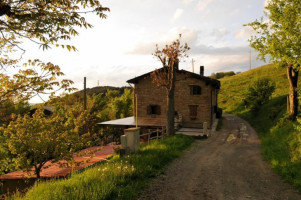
[99,65,220,132]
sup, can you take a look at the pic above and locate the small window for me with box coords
[147,105,161,115]
[189,105,198,120]
[190,85,202,95]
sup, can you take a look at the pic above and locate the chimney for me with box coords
[200,66,204,76]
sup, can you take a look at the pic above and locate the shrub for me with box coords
[246,78,275,113]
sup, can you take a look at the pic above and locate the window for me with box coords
[190,85,202,95]
[147,105,161,115]
[189,105,198,120]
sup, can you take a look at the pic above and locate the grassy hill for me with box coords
[219,64,289,114]
[218,64,301,193]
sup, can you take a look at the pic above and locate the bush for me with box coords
[246,78,275,113]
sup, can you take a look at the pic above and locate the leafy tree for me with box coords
[2,108,82,178]
[246,78,275,112]
[0,0,109,112]
[151,35,190,135]
[246,0,301,119]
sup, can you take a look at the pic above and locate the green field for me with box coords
[219,64,301,192]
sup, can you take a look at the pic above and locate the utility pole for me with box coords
[97,80,99,86]
[191,58,195,73]
[84,77,87,110]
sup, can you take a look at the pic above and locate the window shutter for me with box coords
[198,86,202,94]
[156,105,161,115]
[147,105,151,115]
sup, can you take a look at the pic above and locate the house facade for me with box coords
[127,66,220,129]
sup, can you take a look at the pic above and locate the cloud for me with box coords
[210,28,229,40]
[230,9,240,16]
[182,0,195,5]
[190,44,249,55]
[234,26,255,40]
[126,27,199,55]
[171,8,184,23]
[196,0,213,11]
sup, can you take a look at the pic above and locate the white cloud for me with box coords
[171,8,184,23]
[197,0,213,11]
[234,27,255,40]
[182,0,195,5]
[211,28,229,40]
[230,9,240,16]
[126,27,199,55]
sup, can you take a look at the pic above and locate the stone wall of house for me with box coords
[133,72,218,128]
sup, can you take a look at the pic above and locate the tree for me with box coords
[0,0,109,110]
[151,35,190,135]
[246,0,301,120]
[2,108,82,178]
[246,78,275,112]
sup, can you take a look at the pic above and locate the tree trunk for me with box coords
[287,64,298,120]
[35,165,42,179]
[166,90,175,135]
[166,65,176,135]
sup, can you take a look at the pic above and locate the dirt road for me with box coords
[139,114,301,200]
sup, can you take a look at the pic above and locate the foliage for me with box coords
[246,0,301,119]
[151,35,190,135]
[14,135,194,200]
[0,87,133,176]
[0,60,75,107]
[0,0,109,112]
[2,108,82,178]
[246,78,275,112]
[0,0,109,54]
[246,0,300,66]
[210,71,236,79]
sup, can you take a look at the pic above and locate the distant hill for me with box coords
[74,86,132,96]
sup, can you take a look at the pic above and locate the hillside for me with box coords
[219,64,289,114]
[218,64,301,192]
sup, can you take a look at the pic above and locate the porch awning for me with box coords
[98,116,166,127]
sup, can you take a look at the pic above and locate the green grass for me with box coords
[219,64,301,192]
[14,135,194,200]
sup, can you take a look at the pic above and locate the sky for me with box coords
[23,0,269,103]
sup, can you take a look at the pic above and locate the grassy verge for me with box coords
[219,64,301,192]
[14,135,194,200]
[241,97,301,192]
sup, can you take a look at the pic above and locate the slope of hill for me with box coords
[219,64,289,114]
[218,64,301,193]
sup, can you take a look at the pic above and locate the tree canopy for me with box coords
[246,0,301,119]
[0,0,109,108]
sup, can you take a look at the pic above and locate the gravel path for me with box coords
[138,113,301,200]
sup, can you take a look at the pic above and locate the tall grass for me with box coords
[14,135,193,200]
[219,64,301,192]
